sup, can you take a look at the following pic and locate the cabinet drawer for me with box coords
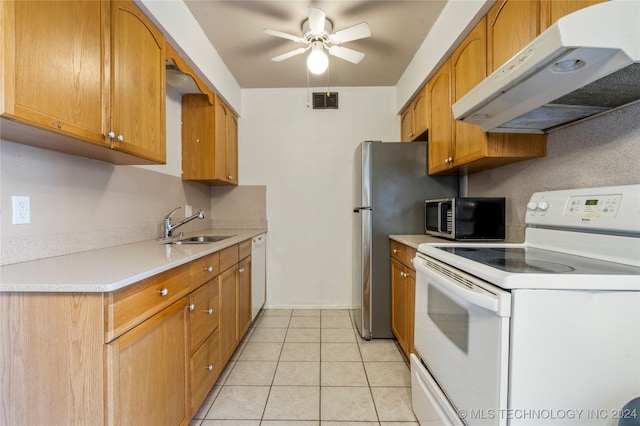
[189,280,219,353]
[220,244,239,272]
[191,251,220,290]
[105,264,191,342]
[239,239,251,260]
[190,328,220,415]
[390,240,417,269]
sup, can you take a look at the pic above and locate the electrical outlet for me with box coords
[12,196,31,224]
[185,205,192,216]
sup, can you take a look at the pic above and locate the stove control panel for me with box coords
[525,184,640,233]
[564,194,621,218]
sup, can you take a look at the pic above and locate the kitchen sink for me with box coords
[166,235,233,244]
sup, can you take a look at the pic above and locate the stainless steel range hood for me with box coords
[452,1,640,134]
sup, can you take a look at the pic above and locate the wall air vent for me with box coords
[313,92,339,109]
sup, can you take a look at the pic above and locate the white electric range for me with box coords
[411,184,640,426]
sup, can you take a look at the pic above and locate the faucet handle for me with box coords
[164,206,181,222]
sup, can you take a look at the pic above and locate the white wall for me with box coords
[239,87,399,308]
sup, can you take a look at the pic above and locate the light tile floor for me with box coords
[190,309,418,426]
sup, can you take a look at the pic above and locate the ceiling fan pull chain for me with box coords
[306,67,311,108]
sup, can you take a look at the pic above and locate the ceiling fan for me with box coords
[263,6,372,74]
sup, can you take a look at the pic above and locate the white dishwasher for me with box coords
[251,233,267,321]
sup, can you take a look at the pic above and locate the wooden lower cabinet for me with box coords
[390,240,417,360]
[219,241,253,366]
[190,328,220,415]
[105,298,189,426]
[0,239,255,425]
[237,255,252,340]
[219,265,238,365]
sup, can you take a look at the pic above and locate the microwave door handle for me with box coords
[414,257,501,315]
[437,202,443,233]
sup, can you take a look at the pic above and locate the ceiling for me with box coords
[183,1,448,89]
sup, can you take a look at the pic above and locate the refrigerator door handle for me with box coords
[353,207,372,213]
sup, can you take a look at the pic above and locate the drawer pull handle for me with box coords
[206,365,213,371]
[158,288,168,297]
[188,304,195,311]
[204,308,213,315]
[393,249,400,254]
[238,268,245,273]
[204,266,213,272]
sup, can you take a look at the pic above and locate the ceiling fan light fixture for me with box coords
[307,42,328,74]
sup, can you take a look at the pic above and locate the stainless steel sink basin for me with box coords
[166,235,233,244]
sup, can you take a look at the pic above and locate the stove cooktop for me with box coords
[436,246,640,275]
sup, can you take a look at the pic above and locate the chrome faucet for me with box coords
[163,207,205,239]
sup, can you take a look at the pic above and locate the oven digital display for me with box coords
[585,199,598,206]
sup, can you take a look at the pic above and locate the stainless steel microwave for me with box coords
[425,197,505,240]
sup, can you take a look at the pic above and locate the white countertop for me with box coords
[389,234,450,249]
[0,229,266,293]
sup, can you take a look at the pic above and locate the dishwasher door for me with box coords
[251,233,267,321]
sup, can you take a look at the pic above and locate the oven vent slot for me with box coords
[425,259,474,290]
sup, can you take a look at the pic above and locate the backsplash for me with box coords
[469,102,640,242]
[0,139,267,266]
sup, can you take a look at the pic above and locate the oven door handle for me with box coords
[414,255,504,315]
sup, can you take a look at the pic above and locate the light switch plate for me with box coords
[12,196,31,224]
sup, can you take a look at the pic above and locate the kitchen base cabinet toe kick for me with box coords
[0,241,253,426]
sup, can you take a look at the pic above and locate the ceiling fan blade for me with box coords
[328,45,365,64]
[263,28,305,43]
[307,7,326,35]
[329,22,371,44]
[271,47,308,62]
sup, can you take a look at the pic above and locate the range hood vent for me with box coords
[453,1,640,134]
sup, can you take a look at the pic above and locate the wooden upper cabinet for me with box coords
[1,0,109,147]
[110,0,166,163]
[540,0,607,31]
[182,93,238,185]
[399,87,428,142]
[216,97,239,185]
[429,17,546,175]
[487,0,540,73]
[0,0,166,164]
[451,17,487,167]
[427,60,454,174]
[400,107,413,142]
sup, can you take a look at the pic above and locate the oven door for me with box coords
[413,253,511,426]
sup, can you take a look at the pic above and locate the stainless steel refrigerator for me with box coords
[352,141,458,339]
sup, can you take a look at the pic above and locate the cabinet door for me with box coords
[227,110,239,185]
[105,298,188,426]
[487,0,539,73]
[391,258,409,356]
[189,280,219,353]
[214,96,238,184]
[2,0,108,146]
[412,88,428,139]
[452,17,487,167]
[182,94,215,180]
[219,266,238,365]
[427,60,453,174]
[110,0,166,163]
[237,256,252,340]
[400,106,413,142]
[540,0,606,31]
